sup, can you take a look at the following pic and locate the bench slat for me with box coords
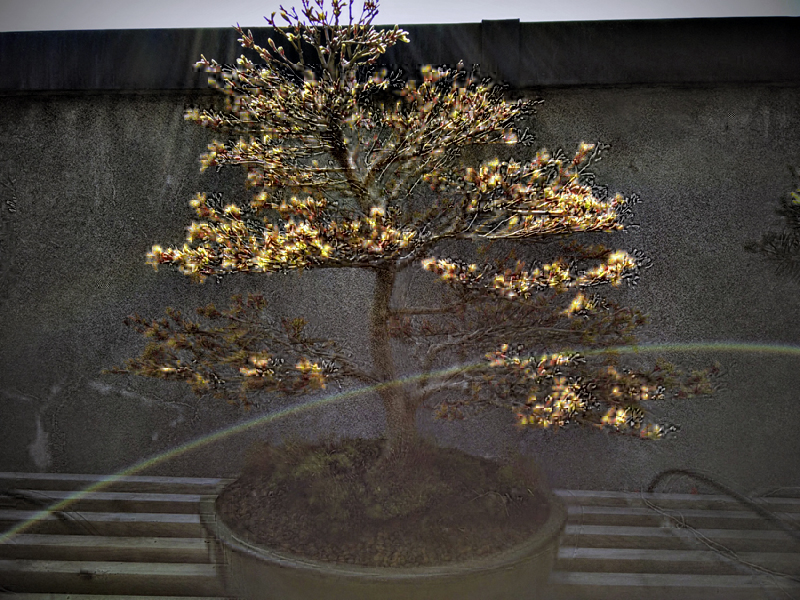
[566,504,800,530]
[0,510,203,538]
[0,534,210,563]
[555,489,800,513]
[0,559,225,595]
[555,546,800,576]
[545,571,800,600]
[561,524,800,552]
[0,596,231,600]
[1,489,207,514]
[0,473,228,495]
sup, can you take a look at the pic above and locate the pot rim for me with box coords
[200,485,567,581]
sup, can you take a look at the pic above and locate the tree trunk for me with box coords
[369,266,419,461]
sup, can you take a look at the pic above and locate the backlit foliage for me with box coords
[105,0,721,441]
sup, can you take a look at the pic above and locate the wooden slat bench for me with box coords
[547,489,800,599]
[0,473,230,598]
[1,472,799,599]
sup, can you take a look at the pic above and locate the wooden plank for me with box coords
[3,592,236,600]
[0,534,210,563]
[0,489,206,514]
[566,504,800,530]
[0,473,227,485]
[0,473,230,495]
[555,489,800,513]
[0,559,226,595]
[545,571,800,600]
[561,524,800,553]
[555,546,800,576]
[0,510,203,537]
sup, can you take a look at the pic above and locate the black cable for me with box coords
[646,468,800,543]
[643,468,800,595]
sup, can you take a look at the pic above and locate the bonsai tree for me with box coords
[103,0,718,464]
[745,166,800,283]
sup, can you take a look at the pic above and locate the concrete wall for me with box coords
[1,18,799,496]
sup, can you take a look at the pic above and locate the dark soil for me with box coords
[216,435,552,568]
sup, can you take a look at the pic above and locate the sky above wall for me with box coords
[1,0,799,32]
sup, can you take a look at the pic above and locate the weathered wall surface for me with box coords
[0,17,798,495]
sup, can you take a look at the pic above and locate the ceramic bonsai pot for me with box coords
[200,484,567,600]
